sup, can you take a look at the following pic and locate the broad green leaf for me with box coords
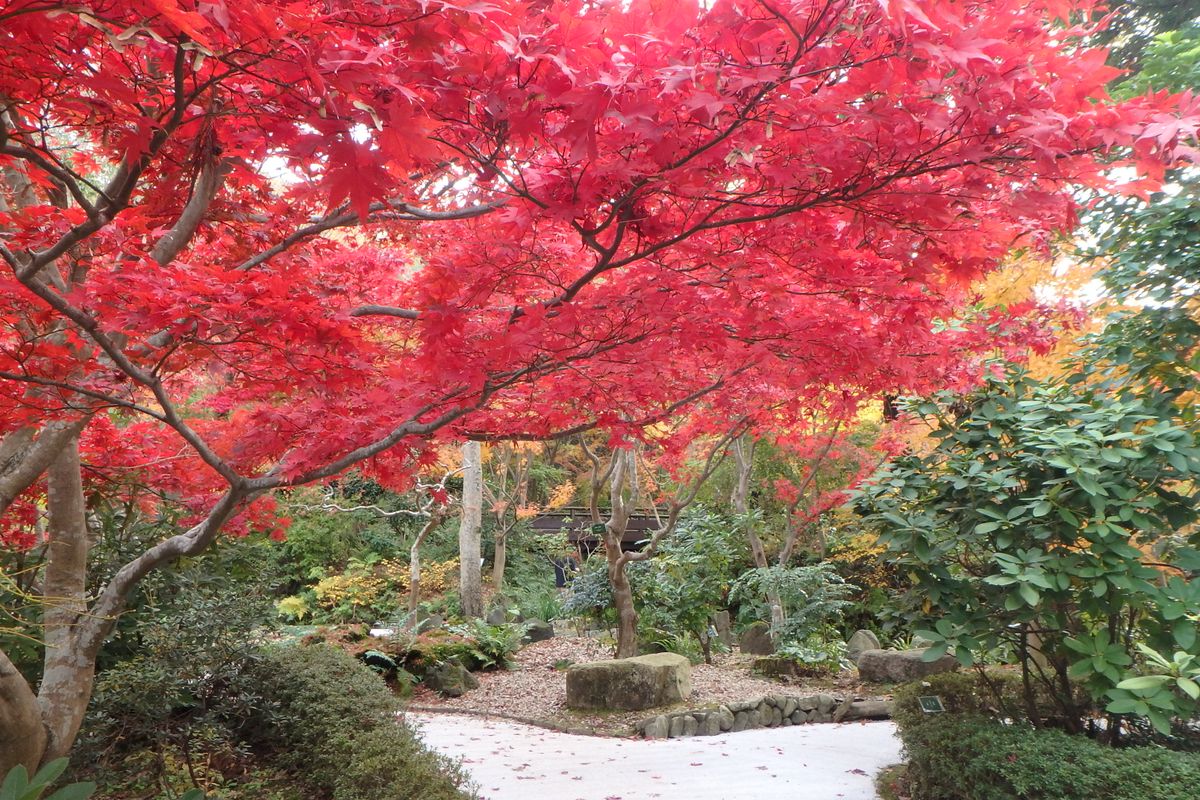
[1116,675,1169,691]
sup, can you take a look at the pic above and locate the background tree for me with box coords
[457,442,484,619]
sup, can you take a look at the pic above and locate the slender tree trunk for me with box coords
[732,436,782,643]
[732,436,770,572]
[37,436,94,761]
[458,441,483,618]
[0,649,45,777]
[605,450,640,658]
[492,528,507,593]
[607,543,639,659]
[407,513,445,621]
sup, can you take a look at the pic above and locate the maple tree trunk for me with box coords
[732,436,770,570]
[606,544,639,659]
[600,449,643,658]
[0,649,45,777]
[37,436,94,761]
[458,441,483,619]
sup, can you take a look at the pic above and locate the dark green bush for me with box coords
[901,714,1200,800]
[893,671,1034,732]
[243,644,473,800]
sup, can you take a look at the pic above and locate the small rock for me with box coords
[838,699,894,721]
[415,613,445,634]
[424,661,478,697]
[846,629,882,663]
[790,710,806,724]
[668,715,685,738]
[485,607,507,626]
[732,711,749,732]
[522,619,554,643]
[770,707,783,726]
[716,706,734,731]
[642,715,669,739]
[782,697,797,718]
[698,713,721,736]
[681,716,698,737]
[739,622,774,655]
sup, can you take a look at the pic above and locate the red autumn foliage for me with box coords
[1,0,1196,547]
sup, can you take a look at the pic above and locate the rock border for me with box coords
[405,704,616,737]
[636,694,893,739]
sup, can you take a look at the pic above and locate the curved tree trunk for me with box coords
[608,545,639,659]
[407,511,446,622]
[0,649,45,777]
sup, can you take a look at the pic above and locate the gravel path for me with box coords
[408,711,901,800]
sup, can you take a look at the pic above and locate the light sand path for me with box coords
[409,712,901,800]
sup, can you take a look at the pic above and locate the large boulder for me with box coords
[739,621,774,655]
[846,629,882,663]
[857,648,959,683]
[565,653,691,711]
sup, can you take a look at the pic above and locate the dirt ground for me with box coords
[409,635,889,735]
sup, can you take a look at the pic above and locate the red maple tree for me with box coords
[0,0,1195,769]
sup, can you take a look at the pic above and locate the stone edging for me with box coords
[636,694,893,739]
[404,704,615,738]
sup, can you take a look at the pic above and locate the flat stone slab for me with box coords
[565,652,691,711]
[857,648,959,683]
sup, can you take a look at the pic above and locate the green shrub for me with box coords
[900,714,1200,800]
[242,644,473,800]
[630,510,744,663]
[511,585,564,622]
[892,671,1039,733]
[78,570,277,790]
[729,562,856,646]
[775,631,849,675]
[856,373,1200,735]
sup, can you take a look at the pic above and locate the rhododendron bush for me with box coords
[0,0,1196,770]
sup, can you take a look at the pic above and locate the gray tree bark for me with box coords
[457,441,484,618]
[37,436,94,760]
[0,647,45,777]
